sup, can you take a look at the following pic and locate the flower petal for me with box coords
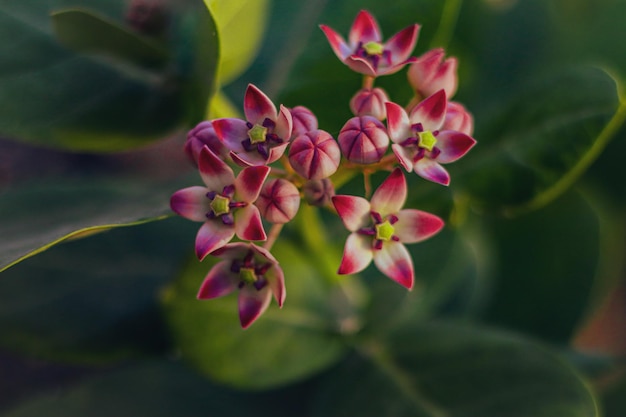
[238,285,272,329]
[375,57,418,76]
[332,195,371,232]
[409,89,447,131]
[391,144,414,172]
[385,102,412,144]
[344,56,377,77]
[195,221,235,260]
[198,146,235,191]
[414,158,450,186]
[235,166,270,203]
[212,118,248,153]
[338,233,373,275]
[266,142,290,165]
[197,260,237,299]
[170,186,209,222]
[384,24,420,64]
[319,24,352,61]
[244,84,277,125]
[349,10,381,46]
[370,168,407,217]
[234,204,267,241]
[264,262,286,307]
[434,130,477,164]
[393,209,444,243]
[373,241,414,289]
[274,104,293,141]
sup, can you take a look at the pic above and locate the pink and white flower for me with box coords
[213,84,293,166]
[197,243,285,329]
[407,48,458,100]
[170,146,269,260]
[386,90,476,186]
[320,10,419,77]
[332,168,444,289]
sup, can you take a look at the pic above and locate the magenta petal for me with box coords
[266,142,290,165]
[349,10,381,46]
[414,158,450,186]
[373,241,414,289]
[212,118,248,153]
[197,260,237,299]
[198,146,235,191]
[345,56,377,77]
[385,102,412,144]
[384,24,420,64]
[244,84,277,125]
[375,57,418,76]
[338,233,373,275]
[370,168,407,217]
[410,89,447,131]
[234,205,267,241]
[195,221,235,260]
[264,262,286,307]
[392,144,414,172]
[393,209,444,243]
[274,104,293,141]
[319,25,352,61]
[434,130,477,164]
[235,166,270,203]
[170,186,210,222]
[238,285,272,329]
[332,195,371,232]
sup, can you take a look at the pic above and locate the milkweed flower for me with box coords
[407,48,458,100]
[338,115,389,164]
[197,243,285,329]
[386,90,476,186]
[213,84,293,167]
[256,178,301,224]
[320,10,419,77]
[170,146,268,260]
[350,87,389,120]
[332,168,444,289]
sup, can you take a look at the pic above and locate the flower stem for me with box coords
[363,75,375,89]
[263,223,284,251]
[363,170,373,199]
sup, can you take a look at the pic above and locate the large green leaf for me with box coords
[458,67,623,214]
[312,323,598,417]
[0,0,218,151]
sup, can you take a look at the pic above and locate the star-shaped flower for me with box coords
[320,10,419,77]
[197,243,285,329]
[170,146,269,260]
[332,168,444,289]
[386,90,476,186]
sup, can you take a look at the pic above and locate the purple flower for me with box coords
[197,243,285,329]
[170,146,269,260]
[386,90,476,186]
[332,168,444,289]
[213,84,293,166]
[320,10,419,77]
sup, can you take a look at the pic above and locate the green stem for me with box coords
[430,0,463,49]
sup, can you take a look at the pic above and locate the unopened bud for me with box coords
[442,101,474,135]
[338,116,389,164]
[256,179,300,224]
[302,178,335,207]
[289,106,318,139]
[184,121,228,166]
[289,129,341,180]
[349,87,389,120]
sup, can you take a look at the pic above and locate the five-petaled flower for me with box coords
[170,146,269,260]
[197,243,286,329]
[320,10,419,77]
[386,90,476,186]
[213,84,293,167]
[332,168,444,289]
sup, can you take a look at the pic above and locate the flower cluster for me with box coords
[171,10,476,328]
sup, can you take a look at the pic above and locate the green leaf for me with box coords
[312,323,599,417]
[459,67,623,214]
[161,237,357,389]
[51,9,168,69]
[0,219,194,362]
[0,175,191,273]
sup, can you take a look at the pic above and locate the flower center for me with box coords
[239,267,257,285]
[363,41,384,55]
[248,124,268,144]
[418,130,437,151]
[210,194,230,216]
[375,220,395,241]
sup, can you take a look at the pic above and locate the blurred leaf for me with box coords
[0,219,194,362]
[51,9,168,69]
[0,175,192,273]
[459,67,622,214]
[0,360,296,417]
[205,0,269,85]
[312,322,598,417]
[161,237,358,389]
[0,0,218,151]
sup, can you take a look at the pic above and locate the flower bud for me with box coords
[289,106,318,139]
[302,178,335,207]
[442,101,474,135]
[349,87,389,120]
[256,179,300,224]
[338,116,389,164]
[184,121,228,166]
[289,129,341,180]
[407,48,458,100]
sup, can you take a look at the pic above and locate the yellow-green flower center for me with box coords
[375,220,395,241]
[239,267,257,285]
[418,131,437,151]
[363,41,384,56]
[210,195,230,216]
[248,124,268,144]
